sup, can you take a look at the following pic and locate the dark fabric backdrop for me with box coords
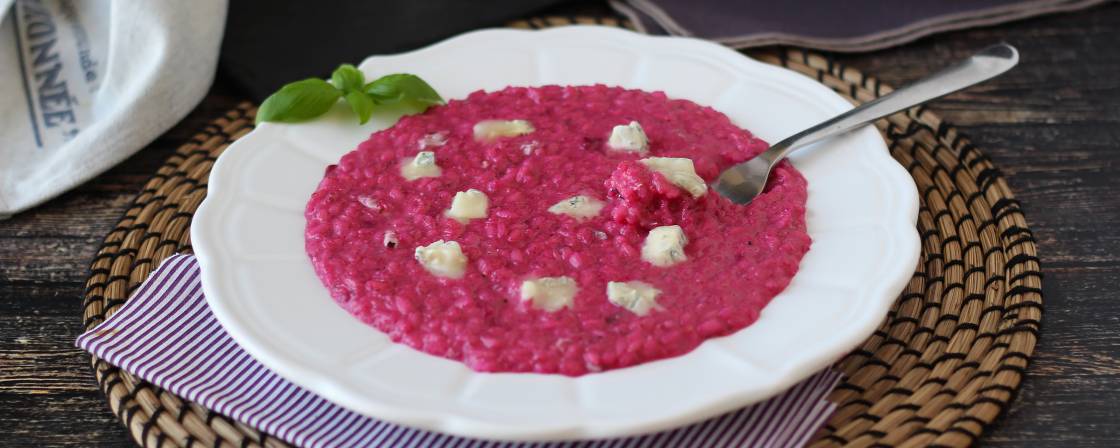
[220,0,575,101]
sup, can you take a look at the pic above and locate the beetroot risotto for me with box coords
[305,85,811,376]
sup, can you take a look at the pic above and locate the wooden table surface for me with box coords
[2,4,1117,446]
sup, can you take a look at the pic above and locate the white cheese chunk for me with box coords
[547,195,604,220]
[520,276,578,312]
[414,240,467,279]
[383,231,398,248]
[608,121,649,153]
[418,132,447,149]
[641,225,688,267]
[446,189,489,223]
[607,281,662,316]
[639,157,707,198]
[401,151,441,180]
[357,195,382,211]
[473,119,534,141]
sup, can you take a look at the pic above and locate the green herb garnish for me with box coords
[256,64,443,125]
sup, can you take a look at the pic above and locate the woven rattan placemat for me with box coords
[81,16,1041,448]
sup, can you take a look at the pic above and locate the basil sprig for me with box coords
[256,64,443,125]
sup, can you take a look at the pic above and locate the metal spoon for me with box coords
[712,43,1019,204]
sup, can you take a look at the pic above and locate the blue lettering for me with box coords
[19,0,80,134]
[29,38,59,66]
[20,0,54,40]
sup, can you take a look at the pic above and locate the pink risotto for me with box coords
[305,85,810,376]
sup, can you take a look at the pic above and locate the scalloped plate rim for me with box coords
[192,25,920,441]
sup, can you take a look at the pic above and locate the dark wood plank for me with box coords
[836,5,1120,446]
[0,3,1117,446]
[0,393,134,447]
[0,84,243,446]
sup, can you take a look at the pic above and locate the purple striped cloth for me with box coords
[77,254,841,448]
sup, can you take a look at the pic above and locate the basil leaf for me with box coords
[345,90,375,124]
[257,65,443,125]
[364,73,444,113]
[256,78,342,124]
[331,64,365,92]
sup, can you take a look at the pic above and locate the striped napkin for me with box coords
[78,254,841,448]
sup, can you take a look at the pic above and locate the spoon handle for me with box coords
[767,43,1019,161]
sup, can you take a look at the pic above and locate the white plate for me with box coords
[192,26,919,441]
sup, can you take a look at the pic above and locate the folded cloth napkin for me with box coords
[0,0,226,218]
[611,0,1108,51]
[78,254,842,448]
